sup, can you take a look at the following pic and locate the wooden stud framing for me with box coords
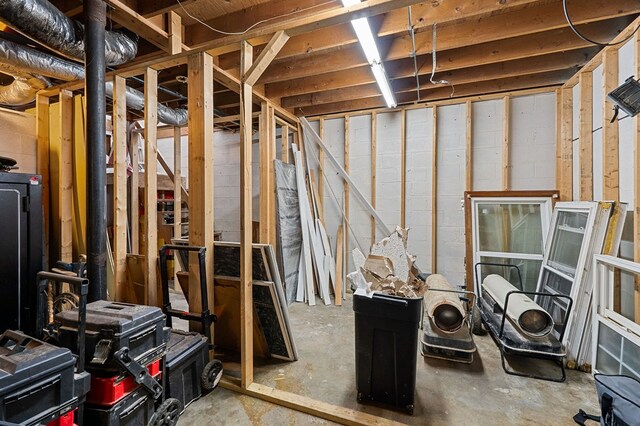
[168,11,182,55]
[370,112,377,242]
[466,100,473,191]
[259,102,272,245]
[144,68,159,307]
[603,48,619,201]
[400,109,407,228]
[282,125,290,163]
[36,94,50,264]
[431,107,438,273]
[502,96,511,191]
[243,31,290,87]
[113,76,128,302]
[59,90,73,263]
[269,105,277,246]
[187,52,215,336]
[634,31,640,324]
[130,132,140,254]
[239,41,254,388]
[173,126,182,251]
[343,115,350,296]
[579,71,594,201]
[560,87,574,201]
[158,151,189,203]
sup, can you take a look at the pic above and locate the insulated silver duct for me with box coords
[0,74,48,105]
[0,0,137,66]
[0,38,187,125]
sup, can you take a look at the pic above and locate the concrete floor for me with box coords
[175,293,599,425]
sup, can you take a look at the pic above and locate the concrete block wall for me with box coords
[375,112,402,241]
[0,109,37,173]
[320,118,345,255]
[472,100,503,191]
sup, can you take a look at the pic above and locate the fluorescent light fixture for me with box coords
[341,0,396,108]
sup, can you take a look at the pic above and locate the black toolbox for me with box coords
[56,301,167,372]
[84,386,156,426]
[165,330,208,409]
[0,330,86,425]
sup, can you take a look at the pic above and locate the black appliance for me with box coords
[0,172,44,335]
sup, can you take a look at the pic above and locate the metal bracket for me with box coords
[113,347,163,400]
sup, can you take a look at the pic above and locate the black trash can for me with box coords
[353,293,423,414]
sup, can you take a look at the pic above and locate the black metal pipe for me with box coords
[85,0,107,301]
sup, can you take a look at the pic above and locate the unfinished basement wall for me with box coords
[0,108,37,173]
[308,90,557,287]
[559,33,638,322]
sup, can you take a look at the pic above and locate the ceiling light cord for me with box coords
[563,0,639,47]
[175,0,334,36]
[408,6,420,102]
[430,23,455,97]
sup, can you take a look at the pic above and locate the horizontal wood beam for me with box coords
[282,48,595,108]
[296,70,571,116]
[139,0,196,17]
[218,0,639,71]
[260,17,632,84]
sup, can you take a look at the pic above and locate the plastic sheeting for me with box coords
[0,0,137,66]
[274,159,303,305]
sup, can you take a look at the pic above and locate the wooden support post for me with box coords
[579,71,594,201]
[239,41,254,388]
[268,105,277,246]
[432,107,438,274]
[318,118,325,221]
[187,52,215,336]
[466,101,473,191]
[634,31,640,324]
[560,87,574,201]
[130,132,140,254]
[173,126,182,245]
[59,90,73,263]
[259,102,271,244]
[502,96,510,191]
[36,94,50,265]
[370,112,377,242]
[343,116,350,294]
[144,68,159,306]
[113,76,128,302]
[168,11,182,55]
[282,125,289,163]
[400,109,407,228]
[603,48,619,201]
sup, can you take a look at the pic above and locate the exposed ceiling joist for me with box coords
[139,0,196,17]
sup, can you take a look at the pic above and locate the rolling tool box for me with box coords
[165,329,209,409]
[55,301,167,373]
[84,386,157,426]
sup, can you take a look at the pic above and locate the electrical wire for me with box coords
[408,6,421,102]
[563,0,640,47]
[176,0,334,36]
[429,23,455,97]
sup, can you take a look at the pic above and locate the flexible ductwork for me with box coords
[0,0,137,66]
[0,74,48,105]
[0,38,187,125]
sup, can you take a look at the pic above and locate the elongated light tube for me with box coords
[341,0,396,108]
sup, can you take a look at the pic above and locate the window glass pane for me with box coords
[622,336,640,375]
[599,321,622,354]
[477,203,543,254]
[540,268,573,296]
[548,210,588,276]
[479,256,542,293]
[596,347,620,374]
[536,293,569,335]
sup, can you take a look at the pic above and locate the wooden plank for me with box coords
[36,94,50,265]
[259,103,271,245]
[466,100,472,191]
[335,224,343,306]
[400,109,407,228]
[343,116,350,298]
[560,87,574,201]
[281,125,290,163]
[59,89,73,263]
[138,0,195,17]
[72,95,87,257]
[157,150,189,203]
[432,107,438,274]
[370,112,377,242]
[173,126,182,247]
[239,41,255,388]
[130,132,140,254]
[187,52,215,337]
[243,31,290,86]
[220,380,405,426]
[603,48,620,201]
[144,68,159,307]
[634,30,640,324]
[502,96,511,191]
[113,76,128,302]
[168,11,182,55]
[318,118,325,221]
[269,105,277,246]
[579,71,594,201]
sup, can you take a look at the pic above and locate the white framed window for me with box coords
[471,197,553,293]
